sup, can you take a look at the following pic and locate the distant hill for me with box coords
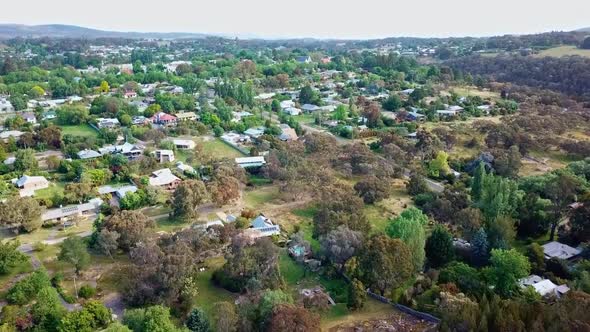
[575,27,590,33]
[0,24,211,39]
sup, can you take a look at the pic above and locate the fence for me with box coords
[366,289,441,325]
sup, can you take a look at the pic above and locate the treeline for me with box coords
[448,55,590,99]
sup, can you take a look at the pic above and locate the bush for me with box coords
[32,241,48,252]
[78,285,97,299]
[7,270,51,305]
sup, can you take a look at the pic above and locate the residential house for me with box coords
[129,100,149,113]
[176,161,196,174]
[296,55,312,64]
[448,105,465,113]
[437,110,458,118]
[152,150,175,163]
[172,139,196,150]
[42,111,56,120]
[151,112,177,126]
[0,98,14,113]
[406,111,426,122]
[99,142,144,159]
[279,124,298,141]
[232,111,253,122]
[148,168,181,190]
[14,175,49,197]
[20,112,37,124]
[98,184,138,200]
[123,91,138,99]
[519,275,570,297]
[280,100,295,109]
[96,118,120,129]
[175,111,198,122]
[247,214,281,237]
[42,198,103,222]
[542,241,581,261]
[401,88,415,95]
[77,149,102,160]
[235,156,266,168]
[216,212,237,223]
[244,127,265,139]
[302,104,320,113]
[132,116,149,125]
[283,107,302,116]
[0,130,24,142]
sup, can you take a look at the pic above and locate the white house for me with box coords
[96,118,120,129]
[172,139,196,150]
[235,156,266,168]
[152,150,175,163]
[148,168,181,190]
[283,107,302,116]
[14,175,49,197]
[519,275,570,297]
[542,241,581,261]
[77,149,102,160]
[247,214,281,237]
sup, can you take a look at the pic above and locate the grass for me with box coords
[155,217,191,233]
[536,46,590,58]
[321,297,397,329]
[513,233,551,254]
[248,174,273,186]
[0,219,94,246]
[201,138,246,159]
[451,86,501,100]
[0,259,34,290]
[141,206,172,218]
[279,250,306,286]
[59,124,100,138]
[34,181,66,200]
[243,185,279,209]
[193,256,235,316]
[293,114,317,125]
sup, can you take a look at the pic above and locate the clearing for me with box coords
[535,46,590,58]
[59,124,100,138]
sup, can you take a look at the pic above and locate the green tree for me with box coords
[172,180,208,220]
[428,151,451,178]
[526,243,546,274]
[299,85,318,105]
[425,225,454,268]
[0,240,27,275]
[100,80,110,93]
[347,278,367,310]
[14,148,38,172]
[0,196,43,233]
[58,236,90,298]
[488,249,531,297]
[471,228,489,266]
[581,36,590,50]
[382,94,402,111]
[123,305,180,332]
[386,207,427,272]
[211,301,238,332]
[32,287,65,332]
[471,162,486,202]
[58,301,112,332]
[186,308,210,332]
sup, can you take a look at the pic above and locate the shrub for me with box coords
[79,285,97,299]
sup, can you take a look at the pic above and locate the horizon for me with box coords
[1,0,589,40]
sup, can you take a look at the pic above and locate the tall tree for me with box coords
[471,228,490,266]
[545,173,581,241]
[425,225,455,268]
[320,225,364,272]
[186,308,210,332]
[211,302,238,332]
[267,304,320,332]
[386,207,427,272]
[172,180,208,220]
[0,196,43,233]
[0,240,27,274]
[488,249,530,297]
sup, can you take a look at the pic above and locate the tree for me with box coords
[347,278,367,310]
[211,301,238,332]
[29,85,46,98]
[58,301,112,332]
[546,173,581,241]
[0,197,43,233]
[526,243,546,274]
[100,210,155,252]
[32,287,65,332]
[64,182,96,204]
[386,207,427,272]
[358,235,413,295]
[97,229,120,260]
[123,305,180,332]
[320,225,364,272]
[382,94,402,111]
[488,249,531,297]
[581,36,590,50]
[428,151,451,178]
[570,198,590,243]
[299,85,318,105]
[100,81,110,93]
[258,289,294,321]
[267,304,320,332]
[313,183,369,237]
[471,228,489,266]
[14,148,38,172]
[186,308,209,332]
[471,162,486,202]
[425,225,454,268]
[58,236,90,297]
[439,262,484,297]
[407,173,429,196]
[0,240,27,275]
[354,176,390,204]
[208,174,240,207]
[173,180,208,220]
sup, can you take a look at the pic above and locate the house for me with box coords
[279,124,298,141]
[148,168,181,190]
[437,110,458,118]
[235,156,266,168]
[42,198,103,222]
[406,111,426,121]
[176,161,196,174]
[98,184,138,199]
[296,56,312,64]
[42,111,57,120]
[477,105,492,113]
[14,175,49,197]
[542,241,581,261]
[0,130,23,142]
[302,104,320,113]
[123,91,137,99]
[248,214,281,237]
[448,105,465,113]
[77,149,102,160]
[280,100,295,109]
[283,107,302,116]
[132,116,149,125]
[232,111,253,122]
[99,142,144,159]
[20,112,37,124]
[151,112,177,126]
[244,127,266,139]
[401,88,415,95]
[519,275,570,297]
[0,98,14,112]
[152,150,175,163]
[96,118,120,129]
[175,111,198,122]
[172,139,196,150]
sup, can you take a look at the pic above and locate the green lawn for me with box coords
[243,185,279,209]
[201,138,246,159]
[279,250,306,286]
[293,114,316,125]
[59,124,100,138]
[35,182,66,200]
[193,256,236,316]
[155,217,191,233]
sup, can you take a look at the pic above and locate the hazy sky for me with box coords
[1,0,589,39]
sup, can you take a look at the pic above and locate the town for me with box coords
[0,19,588,332]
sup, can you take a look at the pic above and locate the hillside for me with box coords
[0,24,210,39]
[575,27,590,32]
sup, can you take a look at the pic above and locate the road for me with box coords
[18,230,93,253]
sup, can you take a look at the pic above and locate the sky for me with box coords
[1,0,589,39]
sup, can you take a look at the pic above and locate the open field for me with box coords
[193,256,236,315]
[200,138,246,159]
[535,46,590,58]
[0,217,94,245]
[59,124,100,138]
[34,181,66,200]
[243,185,280,209]
[450,86,501,99]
